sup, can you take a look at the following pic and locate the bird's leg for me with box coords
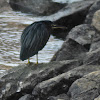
[36,53,38,64]
[27,58,30,64]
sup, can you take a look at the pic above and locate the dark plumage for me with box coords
[20,20,66,63]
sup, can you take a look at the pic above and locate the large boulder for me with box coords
[68,71,100,100]
[9,0,65,16]
[51,38,88,61]
[67,24,96,46]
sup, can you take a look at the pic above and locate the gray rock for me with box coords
[19,94,33,100]
[32,65,100,100]
[67,24,100,52]
[51,23,100,64]
[9,0,65,16]
[68,24,96,45]
[85,0,100,24]
[0,60,81,100]
[68,70,100,100]
[92,10,100,32]
[83,48,100,65]
[51,39,88,61]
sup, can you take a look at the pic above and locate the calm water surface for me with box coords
[0,11,64,73]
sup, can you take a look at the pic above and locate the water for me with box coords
[0,11,64,73]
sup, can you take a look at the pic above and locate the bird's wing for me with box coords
[20,22,50,60]
[21,23,35,46]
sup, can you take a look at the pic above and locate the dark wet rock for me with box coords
[51,38,88,61]
[92,10,100,32]
[85,0,100,24]
[0,60,81,100]
[48,94,69,100]
[19,94,33,100]
[9,0,65,16]
[32,65,100,100]
[68,70,100,100]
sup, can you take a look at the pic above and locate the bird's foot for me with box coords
[27,59,31,64]
[27,61,31,64]
[35,61,38,65]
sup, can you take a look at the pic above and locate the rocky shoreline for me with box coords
[1,0,100,100]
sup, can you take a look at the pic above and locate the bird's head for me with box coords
[40,20,67,30]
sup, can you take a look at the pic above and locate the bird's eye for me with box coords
[51,24,57,27]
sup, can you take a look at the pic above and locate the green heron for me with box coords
[20,20,66,64]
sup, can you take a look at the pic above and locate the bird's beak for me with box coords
[52,24,67,29]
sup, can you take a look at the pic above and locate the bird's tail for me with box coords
[20,48,28,61]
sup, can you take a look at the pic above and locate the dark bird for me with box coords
[20,20,66,64]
